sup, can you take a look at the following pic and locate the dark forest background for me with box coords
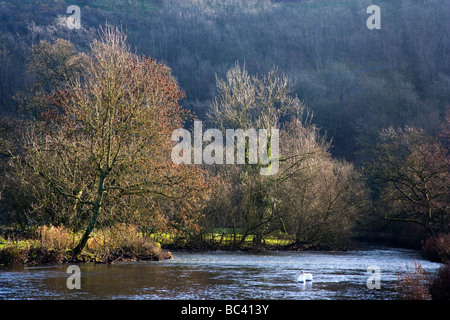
[1,0,449,160]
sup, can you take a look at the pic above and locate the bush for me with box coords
[85,224,172,263]
[0,236,70,267]
[0,242,30,266]
[395,261,432,300]
[430,263,450,300]
[35,225,75,250]
[421,234,450,263]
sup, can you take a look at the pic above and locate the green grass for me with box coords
[150,229,292,248]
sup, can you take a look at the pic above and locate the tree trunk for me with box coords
[72,172,107,257]
[72,203,101,257]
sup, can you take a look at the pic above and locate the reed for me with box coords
[395,260,432,300]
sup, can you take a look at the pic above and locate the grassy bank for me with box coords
[151,228,342,252]
[3,224,449,268]
[0,225,326,267]
[0,224,172,267]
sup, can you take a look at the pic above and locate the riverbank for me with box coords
[2,224,449,267]
[0,225,172,267]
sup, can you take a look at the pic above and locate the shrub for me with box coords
[83,223,172,263]
[0,225,74,266]
[35,225,75,250]
[0,238,70,267]
[421,234,450,263]
[0,242,30,266]
[430,263,450,300]
[395,261,432,300]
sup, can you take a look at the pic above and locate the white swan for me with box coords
[297,270,313,282]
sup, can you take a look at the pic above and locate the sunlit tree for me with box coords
[7,26,210,256]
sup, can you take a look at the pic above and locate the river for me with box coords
[0,246,443,300]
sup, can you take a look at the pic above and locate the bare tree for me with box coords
[276,119,367,248]
[207,63,306,245]
[205,63,366,248]
[7,26,210,256]
[372,126,450,236]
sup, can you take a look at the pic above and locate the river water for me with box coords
[0,246,443,300]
